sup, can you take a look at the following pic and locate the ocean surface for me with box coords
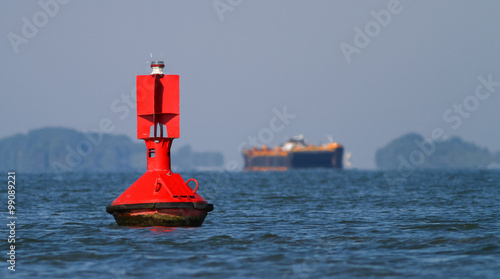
[2,169,500,278]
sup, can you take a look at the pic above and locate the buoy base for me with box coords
[111,210,207,227]
[106,202,213,227]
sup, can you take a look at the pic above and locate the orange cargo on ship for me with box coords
[242,135,344,171]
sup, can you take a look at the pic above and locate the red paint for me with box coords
[111,171,207,205]
[136,75,179,140]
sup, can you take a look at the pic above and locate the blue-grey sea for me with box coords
[2,169,500,278]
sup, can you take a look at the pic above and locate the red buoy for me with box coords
[106,61,213,227]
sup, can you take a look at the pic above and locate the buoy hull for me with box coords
[110,209,208,227]
[107,202,213,227]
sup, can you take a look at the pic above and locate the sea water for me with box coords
[2,169,499,278]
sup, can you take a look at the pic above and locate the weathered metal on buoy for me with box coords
[106,61,213,227]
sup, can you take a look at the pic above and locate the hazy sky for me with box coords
[1,0,500,169]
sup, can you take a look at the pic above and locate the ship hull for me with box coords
[243,148,343,171]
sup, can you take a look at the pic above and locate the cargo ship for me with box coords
[242,135,344,171]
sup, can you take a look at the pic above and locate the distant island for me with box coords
[0,127,223,173]
[376,133,500,169]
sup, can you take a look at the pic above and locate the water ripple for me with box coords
[4,170,500,278]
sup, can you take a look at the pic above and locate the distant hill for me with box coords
[375,133,498,169]
[172,145,224,171]
[0,127,223,173]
